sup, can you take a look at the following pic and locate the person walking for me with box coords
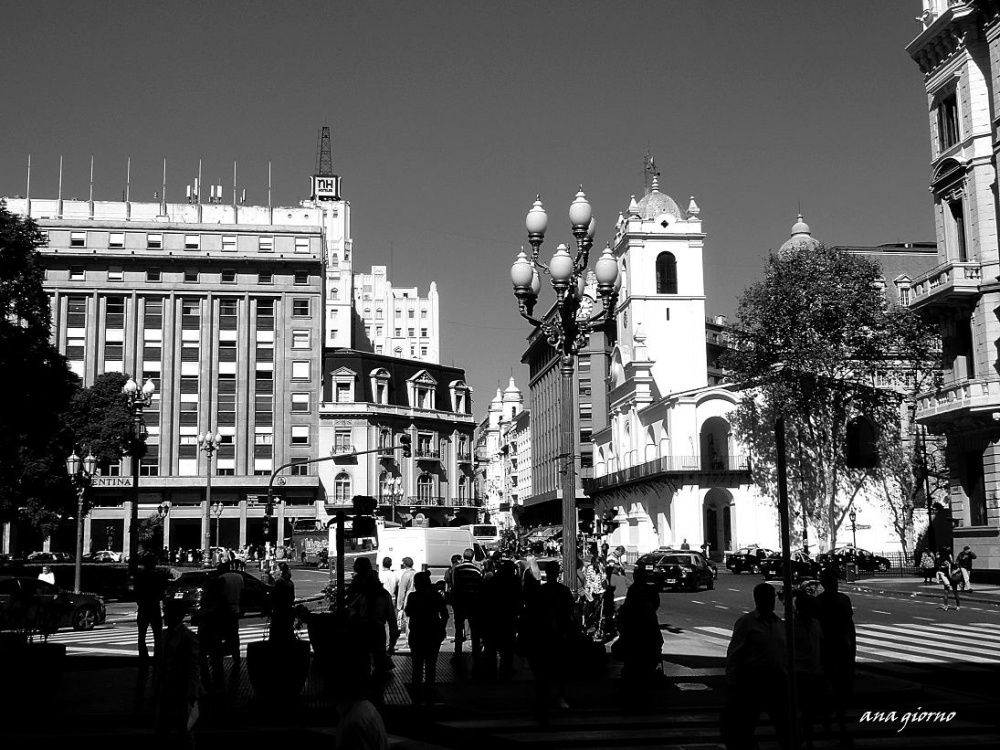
[134,553,168,667]
[396,557,416,638]
[450,548,484,668]
[519,560,577,721]
[269,562,295,644]
[346,557,399,684]
[793,592,827,750]
[722,582,790,750]
[614,580,663,712]
[154,599,203,749]
[680,538,691,550]
[481,559,523,681]
[956,545,977,592]
[216,561,244,683]
[404,571,449,703]
[815,567,857,746]
[935,559,962,611]
[919,549,936,584]
[379,557,399,602]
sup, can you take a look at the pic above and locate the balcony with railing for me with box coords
[396,495,480,508]
[584,454,750,495]
[910,260,981,311]
[456,450,473,464]
[915,378,1000,424]
[415,447,441,462]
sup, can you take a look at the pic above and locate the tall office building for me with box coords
[352,265,440,362]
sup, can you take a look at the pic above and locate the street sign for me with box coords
[854,524,872,530]
[91,476,134,488]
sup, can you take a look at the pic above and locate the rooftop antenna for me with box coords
[126,155,131,202]
[57,154,63,206]
[198,159,203,204]
[26,154,31,216]
[316,126,333,176]
[161,157,167,208]
[643,149,656,194]
[233,160,238,207]
[89,154,94,203]
[268,160,272,208]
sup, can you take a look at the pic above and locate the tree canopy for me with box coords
[723,244,938,550]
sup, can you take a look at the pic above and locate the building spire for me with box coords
[316,126,334,177]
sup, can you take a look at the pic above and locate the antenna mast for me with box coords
[316,126,333,176]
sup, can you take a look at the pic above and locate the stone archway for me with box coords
[703,487,733,558]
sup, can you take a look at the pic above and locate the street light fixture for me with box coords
[66,449,98,594]
[198,429,223,565]
[122,375,155,563]
[387,476,403,524]
[212,500,225,554]
[849,508,858,549]
[510,188,620,593]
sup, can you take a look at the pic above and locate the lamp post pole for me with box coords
[198,430,222,565]
[122,376,155,564]
[66,450,98,594]
[850,508,858,549]
[212,500,224,552]
[510,189,620,593]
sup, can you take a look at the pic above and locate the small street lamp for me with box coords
[849,507,858,549]
[212,500,224,556]
[387,476,403,524]
[66,449,98,593]
[157,501,171,562]
[510,188,620,592]
[198,430,223,565]
[122,375,155,562]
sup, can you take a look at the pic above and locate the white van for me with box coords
[379,527,486,582]
[470,523,500,550]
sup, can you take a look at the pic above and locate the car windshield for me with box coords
[661,555,696,565]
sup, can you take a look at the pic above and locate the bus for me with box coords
[287,513,380,572]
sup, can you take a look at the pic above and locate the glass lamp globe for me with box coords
[526,197,548,236]
[568,188,592,227]
[549,244,574,282]
[510,250,534,288]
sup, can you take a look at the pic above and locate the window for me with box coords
[108,266,124,282]
[294,271,309,285]
[70,266,85,280]
[295,237,310,254]
[259,236,274,253]
[220,299,238,317]
[109,232,124,248]
[331,287,339,300]
[375,309,383,320]
[255,427,273,445]
[147,268,161,282]
[292,330,310,349]
[292,361,310,379]
[335,382,352,402]
[222,235,237,252]
[291,425,310,445]
[656,252,678,294]
[395,328,402,337]
[291,393,310,412]
[184,269,199,283]
[70,232,86,247]
[395,309,401,318]
[253,458,273,476]
[417,473,433,501]
[420,309,427,319]
[106,296,126,317]
[334,428,352,453]
[420,346,428,357]
[420,328,427,337]
[216,458,235,476]
[949,199,968,262]
[376,326,383,337]
[289,463,309,476]
[146,233,162,249]
[292,299,310,316]
[257,299,275,317]
[408,328,415,337]
[139,457,159,477]
[334,473,351,502]
[258,272,272,285]
[221,269,236,283]
[372,369,390,404]
[937,92,959,152]
[898,286,911,306]
[184,235,200,250]
[408,310,415,318]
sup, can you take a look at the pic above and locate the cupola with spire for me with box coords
[778,213,822,256]
[634,174,685,225]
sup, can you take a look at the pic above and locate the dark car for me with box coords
[759,550,821,581]
[818,546,891,573]
[635,551,715,592]
[726,546,776,574]
[163,569,273,616]
[656,548,718,580]
[0,576,106,631]
[26,551,73,563]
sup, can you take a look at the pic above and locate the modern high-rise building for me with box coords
[352,265,440,362]
[908,0,1000,577]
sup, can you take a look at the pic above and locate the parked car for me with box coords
[656,548,718,580]
[759,550,821,581]
[0,576,106,631]
[726,546,776,574]
[90,550,124,563]
[635,551,715,592]
[163,569,273,616]
[26,551,73,563]
[818,546,891,573]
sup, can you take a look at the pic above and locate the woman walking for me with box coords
[404,571,449,703]
[935,556,962,611]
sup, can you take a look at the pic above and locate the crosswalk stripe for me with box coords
[855,635,996,664]
[697,626,733,638]
[859,625,997,656]
[860,623,1000,648]
[935,623,1000,640]
[857,628,1000,661]
[854,641,947,664]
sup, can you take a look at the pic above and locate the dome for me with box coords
[634,175,684,223]
[502,376,522,401]
[778,213,821,256]
[489,388,503,411]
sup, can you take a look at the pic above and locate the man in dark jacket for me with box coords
[133,553,168,666]
[815,567,857,746]
[957,545,977,592]
[450,548,483,665]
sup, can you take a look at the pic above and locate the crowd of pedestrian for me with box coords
[922,544,977,611]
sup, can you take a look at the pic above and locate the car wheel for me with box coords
[878,561,889,572]
[72,605,99,631]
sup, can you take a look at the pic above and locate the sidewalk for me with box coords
[845,576,1000,608]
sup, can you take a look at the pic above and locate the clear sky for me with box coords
[0,1,935,413]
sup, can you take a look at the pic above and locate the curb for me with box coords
[848,583,1000,608]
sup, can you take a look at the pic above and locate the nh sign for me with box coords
[311,175,341,201]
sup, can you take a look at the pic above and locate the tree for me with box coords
[0,202,79,532]
[63,371,142,472]
[724,244,938,551]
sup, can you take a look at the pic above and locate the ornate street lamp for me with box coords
[510,189,620,592]
[66,449,98,593]
[849,508,858,549]
[198,430,223,565]
[212,500,225,554]
[388,476,403,524]
[122,375,155,563]
[157,501,171,561]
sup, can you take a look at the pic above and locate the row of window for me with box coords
[360,307,429,319]
[65,231,314,254]
[66,266,315,286]
[64,295,312,317]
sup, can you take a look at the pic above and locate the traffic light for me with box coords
[601,508,619,534]
[845,415,879,469]
[265,494,274,517]
[352,495,378,516]
[351,495,378,537]
[578,508,595,535]
[398,434,412,458]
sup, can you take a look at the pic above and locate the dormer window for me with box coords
[370,368,391,405]
[330,367,357,403]
[449,380,470,414]
[407,370,437,410]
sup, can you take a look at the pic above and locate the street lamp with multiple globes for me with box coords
[66,449,98,593]
[197,430,223,564]
[510,188,620,592]
[122,375,156,562]
[212,500,225,554]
